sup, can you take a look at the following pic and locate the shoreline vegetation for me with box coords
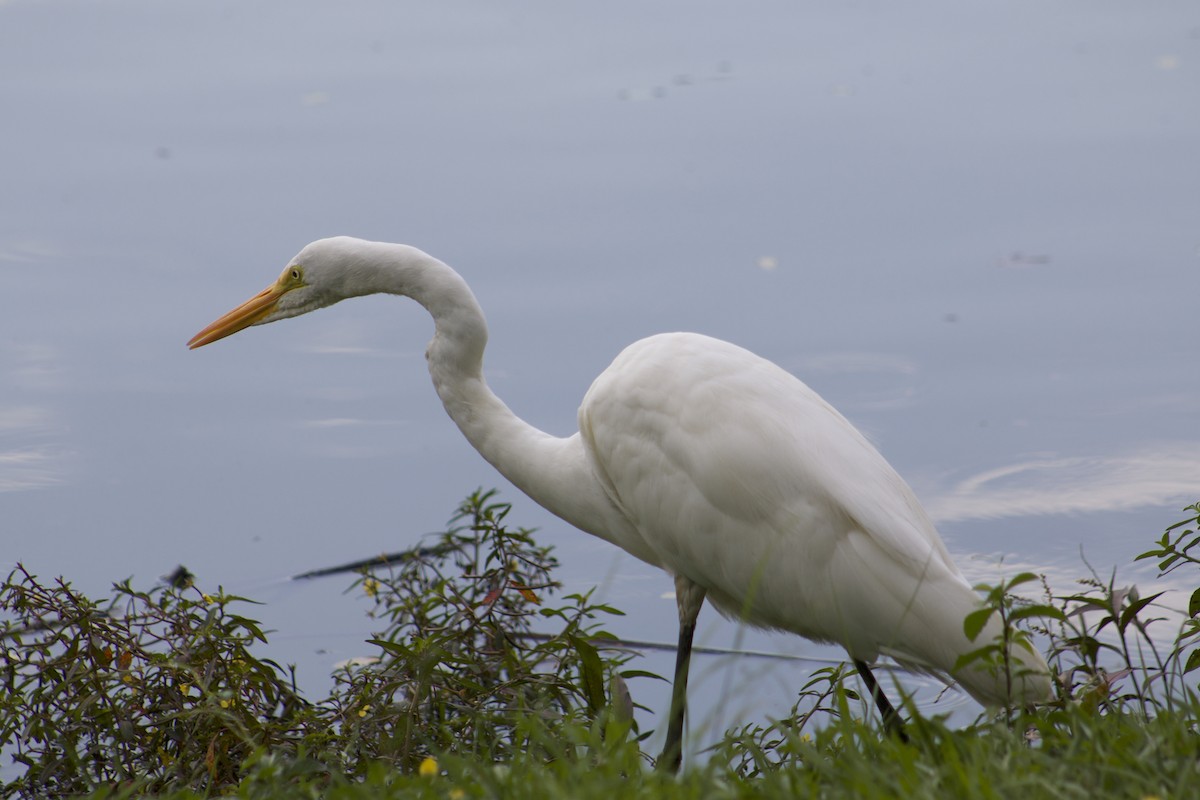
[2,492,1197,799]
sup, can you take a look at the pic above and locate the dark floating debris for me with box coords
[292,545,445,580]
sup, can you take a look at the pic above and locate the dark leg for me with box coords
[658,576,706,773]
[658,617,698,773]
[853,659,908,742]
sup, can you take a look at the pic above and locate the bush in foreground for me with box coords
[1,497,1198,799]
[0,491,637,797]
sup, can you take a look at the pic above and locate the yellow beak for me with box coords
[188,283,287,349]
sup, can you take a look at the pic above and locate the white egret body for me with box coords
[189,237,1052,769]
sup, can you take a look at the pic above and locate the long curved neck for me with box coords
[357,242,606,529]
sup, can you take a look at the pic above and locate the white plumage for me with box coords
[190,236,1052,770]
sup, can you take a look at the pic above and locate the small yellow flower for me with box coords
[363,578,380,598]
[202,593,214,604]
[179,684,192,696]
[449,789,465,800]
[220,698,232,709]
[358,705,371,718]
[418,756,439,777]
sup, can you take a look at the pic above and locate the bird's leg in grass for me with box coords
[659,575,707,773]
[854,659,909,742]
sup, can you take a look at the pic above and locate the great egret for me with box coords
[189,237,1052,770]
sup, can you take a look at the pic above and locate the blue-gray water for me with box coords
[3,0,1199,762]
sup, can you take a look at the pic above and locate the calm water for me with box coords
[3,0,1199,759]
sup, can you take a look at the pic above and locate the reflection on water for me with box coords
[4,344,64,393]
[0,444,64,493]
[0,240,61,264]
[927,445,1200,524]
[0,401,65,495]
[1,341,69,492]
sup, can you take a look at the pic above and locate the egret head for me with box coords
[187,237,370,349]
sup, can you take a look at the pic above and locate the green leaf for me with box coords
[1185,648,1200,675]
[1119,591,1164,632]
[569,634,606,715]
[367,638,412,658]
[1008,604,1067,624]
[963,607,995,642]
[1158,554,1183,573]
[1190,587,1200,619]
[954,644,998,672]
[590,604,626,616]
[1004,572,1040,590]
[1061,595,1113,613]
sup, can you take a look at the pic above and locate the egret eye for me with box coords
[280,266,304,287]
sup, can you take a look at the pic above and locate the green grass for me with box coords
[3,495,1198,799]
[88,708,1198,799]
